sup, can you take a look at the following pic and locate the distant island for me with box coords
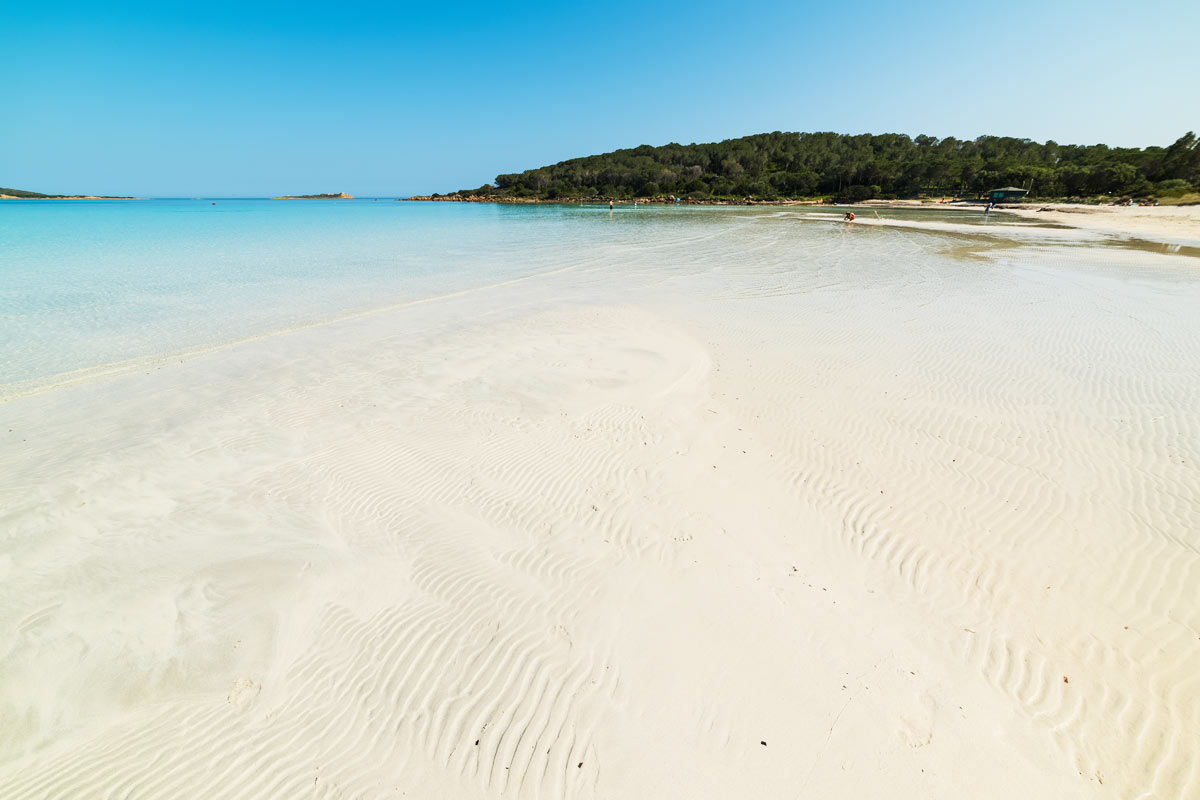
[408,130,1200,205]
[0,186,134,199]
[272,192,354,199]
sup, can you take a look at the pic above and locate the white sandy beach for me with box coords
[1001,203,1200,246]
[1,210,1198,799]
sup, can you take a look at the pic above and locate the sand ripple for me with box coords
[1,212,1197,798]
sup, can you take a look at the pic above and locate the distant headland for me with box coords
[272,192,354,199]
[1,187,135,199]
[405,130,1200,206]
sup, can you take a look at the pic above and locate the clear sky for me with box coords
[4,0,1197,197]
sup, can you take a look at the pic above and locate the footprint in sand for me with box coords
[897,693,936,748]
[228,677,261,712]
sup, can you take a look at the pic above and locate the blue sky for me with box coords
[4,0,1197,196]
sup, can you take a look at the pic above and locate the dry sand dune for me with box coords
[1,210,1197,798]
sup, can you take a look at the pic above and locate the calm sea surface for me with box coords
[0,199,1022,392]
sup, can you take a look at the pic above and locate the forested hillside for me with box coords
[0,187,56,198]
[0,187,133,199]
[449,131,1200,202]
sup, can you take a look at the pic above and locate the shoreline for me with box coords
[399,194,1199,243]
[996,202,1200,245]
[400,194,828,206]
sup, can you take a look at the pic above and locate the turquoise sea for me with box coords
[0,199,589,388]
[1,199,1032,394]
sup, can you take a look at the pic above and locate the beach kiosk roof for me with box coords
[988,186,1029,201]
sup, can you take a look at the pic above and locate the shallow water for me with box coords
[1,200,599,387]
[1,199,1122,393]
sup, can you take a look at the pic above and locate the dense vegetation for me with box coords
[0,186,133,199]
[0,187,57,198]
[448,131,1200,202]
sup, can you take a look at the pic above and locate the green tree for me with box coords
[449,130,1191,201]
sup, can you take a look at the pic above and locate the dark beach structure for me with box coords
[987,186,1030,202]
